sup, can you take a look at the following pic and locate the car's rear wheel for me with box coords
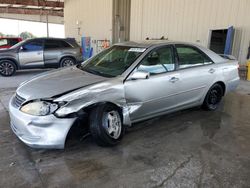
[60,57,75,67]
[203,83,224,110]
[89,104,125,146]
[0,60,16,77]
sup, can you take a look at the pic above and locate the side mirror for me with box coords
[130,71,150,80]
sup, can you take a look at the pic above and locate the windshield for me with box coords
[78,45,145,77]
[0,39,7,47]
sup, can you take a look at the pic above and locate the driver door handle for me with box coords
[208,68,215,74]
[169,77,179,83]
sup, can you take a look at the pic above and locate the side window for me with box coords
[8,39,19,46]
[22,40,43,51]
[0,39,8,47]
[44,40,72,50]
[60,41,71,48]
[176,46,212,69]
[137,47,175,75]
[44,40,61,50]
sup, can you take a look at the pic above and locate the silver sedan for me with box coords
[9,41,240,149]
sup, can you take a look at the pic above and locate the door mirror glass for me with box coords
[130,71,150,80]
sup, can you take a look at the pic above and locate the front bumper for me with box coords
[9,96,76,149]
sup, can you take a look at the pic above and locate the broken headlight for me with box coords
[20,101,59,116]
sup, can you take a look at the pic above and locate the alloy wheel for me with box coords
[62,59,74,67]
[103,110,122,139]
[0,62,15,76]
[208,87,222,109]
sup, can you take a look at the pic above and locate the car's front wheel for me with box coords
[89,104,125,146]
[203,83,224,110]
[0,60,16,77]
[60,57,76,67]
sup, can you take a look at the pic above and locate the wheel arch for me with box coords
[59,55,77,64]
[0,58,19,70]
[214,81,226,95]
[64,101,125,147]
[84,101,124,121]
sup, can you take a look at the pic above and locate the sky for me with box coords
[0,18,65,38]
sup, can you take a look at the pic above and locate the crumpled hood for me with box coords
[16,66,109,100]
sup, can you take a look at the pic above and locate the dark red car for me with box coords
[0,37,22,49]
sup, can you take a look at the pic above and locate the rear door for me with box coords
[172,45,216,107]
[44,39,72,67]
[18,39,44,67]
[44,39,62,67]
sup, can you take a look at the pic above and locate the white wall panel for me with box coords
[64,0,112,43]
[130,0,250,63]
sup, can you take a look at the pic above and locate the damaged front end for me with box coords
[54,78,132,127]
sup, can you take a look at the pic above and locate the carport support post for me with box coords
[46,13,49,37]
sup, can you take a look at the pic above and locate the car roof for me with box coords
[116,40,173,48]
[115,40,207,48]
[116,40,226,63]
[26,37,69,41]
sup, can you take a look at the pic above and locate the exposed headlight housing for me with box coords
[20,101,59,116]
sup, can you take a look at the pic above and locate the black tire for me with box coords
[60,57,76,67]
[0,60,16,77]
[89,103,125,147]
[203,83,224,111]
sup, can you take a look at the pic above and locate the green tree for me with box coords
[20,31,36,40]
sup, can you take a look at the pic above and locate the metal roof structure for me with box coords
[0,0,64,17]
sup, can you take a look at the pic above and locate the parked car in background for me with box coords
[9,41,240,149]
[0,37,22,49]
[0,37,83,76]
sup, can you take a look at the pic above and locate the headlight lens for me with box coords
[20,101,58,116]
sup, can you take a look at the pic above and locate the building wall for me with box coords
[130,0,250,64]
[64,0,113,49]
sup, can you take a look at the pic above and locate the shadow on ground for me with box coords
[0,90,250,187]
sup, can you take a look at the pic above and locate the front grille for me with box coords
[13,94,26,108]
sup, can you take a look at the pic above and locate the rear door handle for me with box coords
[169,77,179,83]
[208,68,215,73]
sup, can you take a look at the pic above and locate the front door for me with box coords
[18,39,44,67]
[124,45,178,122]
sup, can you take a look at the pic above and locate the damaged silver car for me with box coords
[9,41,240,149]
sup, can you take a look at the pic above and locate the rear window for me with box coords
[65,38,79,47]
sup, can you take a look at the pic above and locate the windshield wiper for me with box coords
[78,65,114,78]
